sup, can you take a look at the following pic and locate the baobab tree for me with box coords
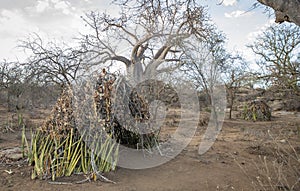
[80,0,211,84]
[257,0,300,26]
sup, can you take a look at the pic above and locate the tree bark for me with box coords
[257,0,300,26]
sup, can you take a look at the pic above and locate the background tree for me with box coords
[180,28,228,105]
[0,61,26,111]
[223,56,250,119]
[19,34,86,87]
[248,23,300,91]
[0,61,11,90]
[180,28,250,119]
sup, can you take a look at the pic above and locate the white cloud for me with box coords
[223,0,237,6]
[246,19,274,42]
[224,10,253,18]
[243,19,275,64]
[29,0,76,15]
[0,6,87,61]
[51,0,59,3]
[36,0,50,13]
[53,1,73,15]
[0,9,38,37]
[0,0,114,61]
[0,9,40,61]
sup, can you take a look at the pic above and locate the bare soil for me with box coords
[0,107,299,191]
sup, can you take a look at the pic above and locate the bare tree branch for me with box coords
[257,0,300,26]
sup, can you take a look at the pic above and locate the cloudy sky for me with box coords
[0,0,273,63]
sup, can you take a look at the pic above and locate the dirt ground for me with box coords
[0,107,299,191]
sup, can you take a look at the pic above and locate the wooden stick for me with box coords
[48,181,73,185]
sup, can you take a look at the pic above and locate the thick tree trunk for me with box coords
[133,62,143,83]
[126,63,144,85]
[258,0,300,26]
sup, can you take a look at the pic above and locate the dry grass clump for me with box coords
[235,131,300,191]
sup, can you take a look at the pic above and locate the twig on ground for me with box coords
[95,172,116,184]
[75,177,91,184]
[1,125,15,133]
[48,181,73,185]
[48,172,116,185]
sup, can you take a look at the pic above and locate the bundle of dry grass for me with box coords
[94,69,158,148]
[40,87,75,138]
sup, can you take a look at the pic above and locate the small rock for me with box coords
[279,139,286,143]
[7,153,23,160]
[0,147,23,160]
[4,169,13,174]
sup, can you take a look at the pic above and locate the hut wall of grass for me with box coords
[23,86,119,181]
[242,100,272,121]
[94,69,160,148]
[24,69,166,180]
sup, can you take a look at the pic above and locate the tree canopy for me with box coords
[248,23,300,90]
[80,0,212,83]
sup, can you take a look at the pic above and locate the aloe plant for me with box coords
[23,128,119,181]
